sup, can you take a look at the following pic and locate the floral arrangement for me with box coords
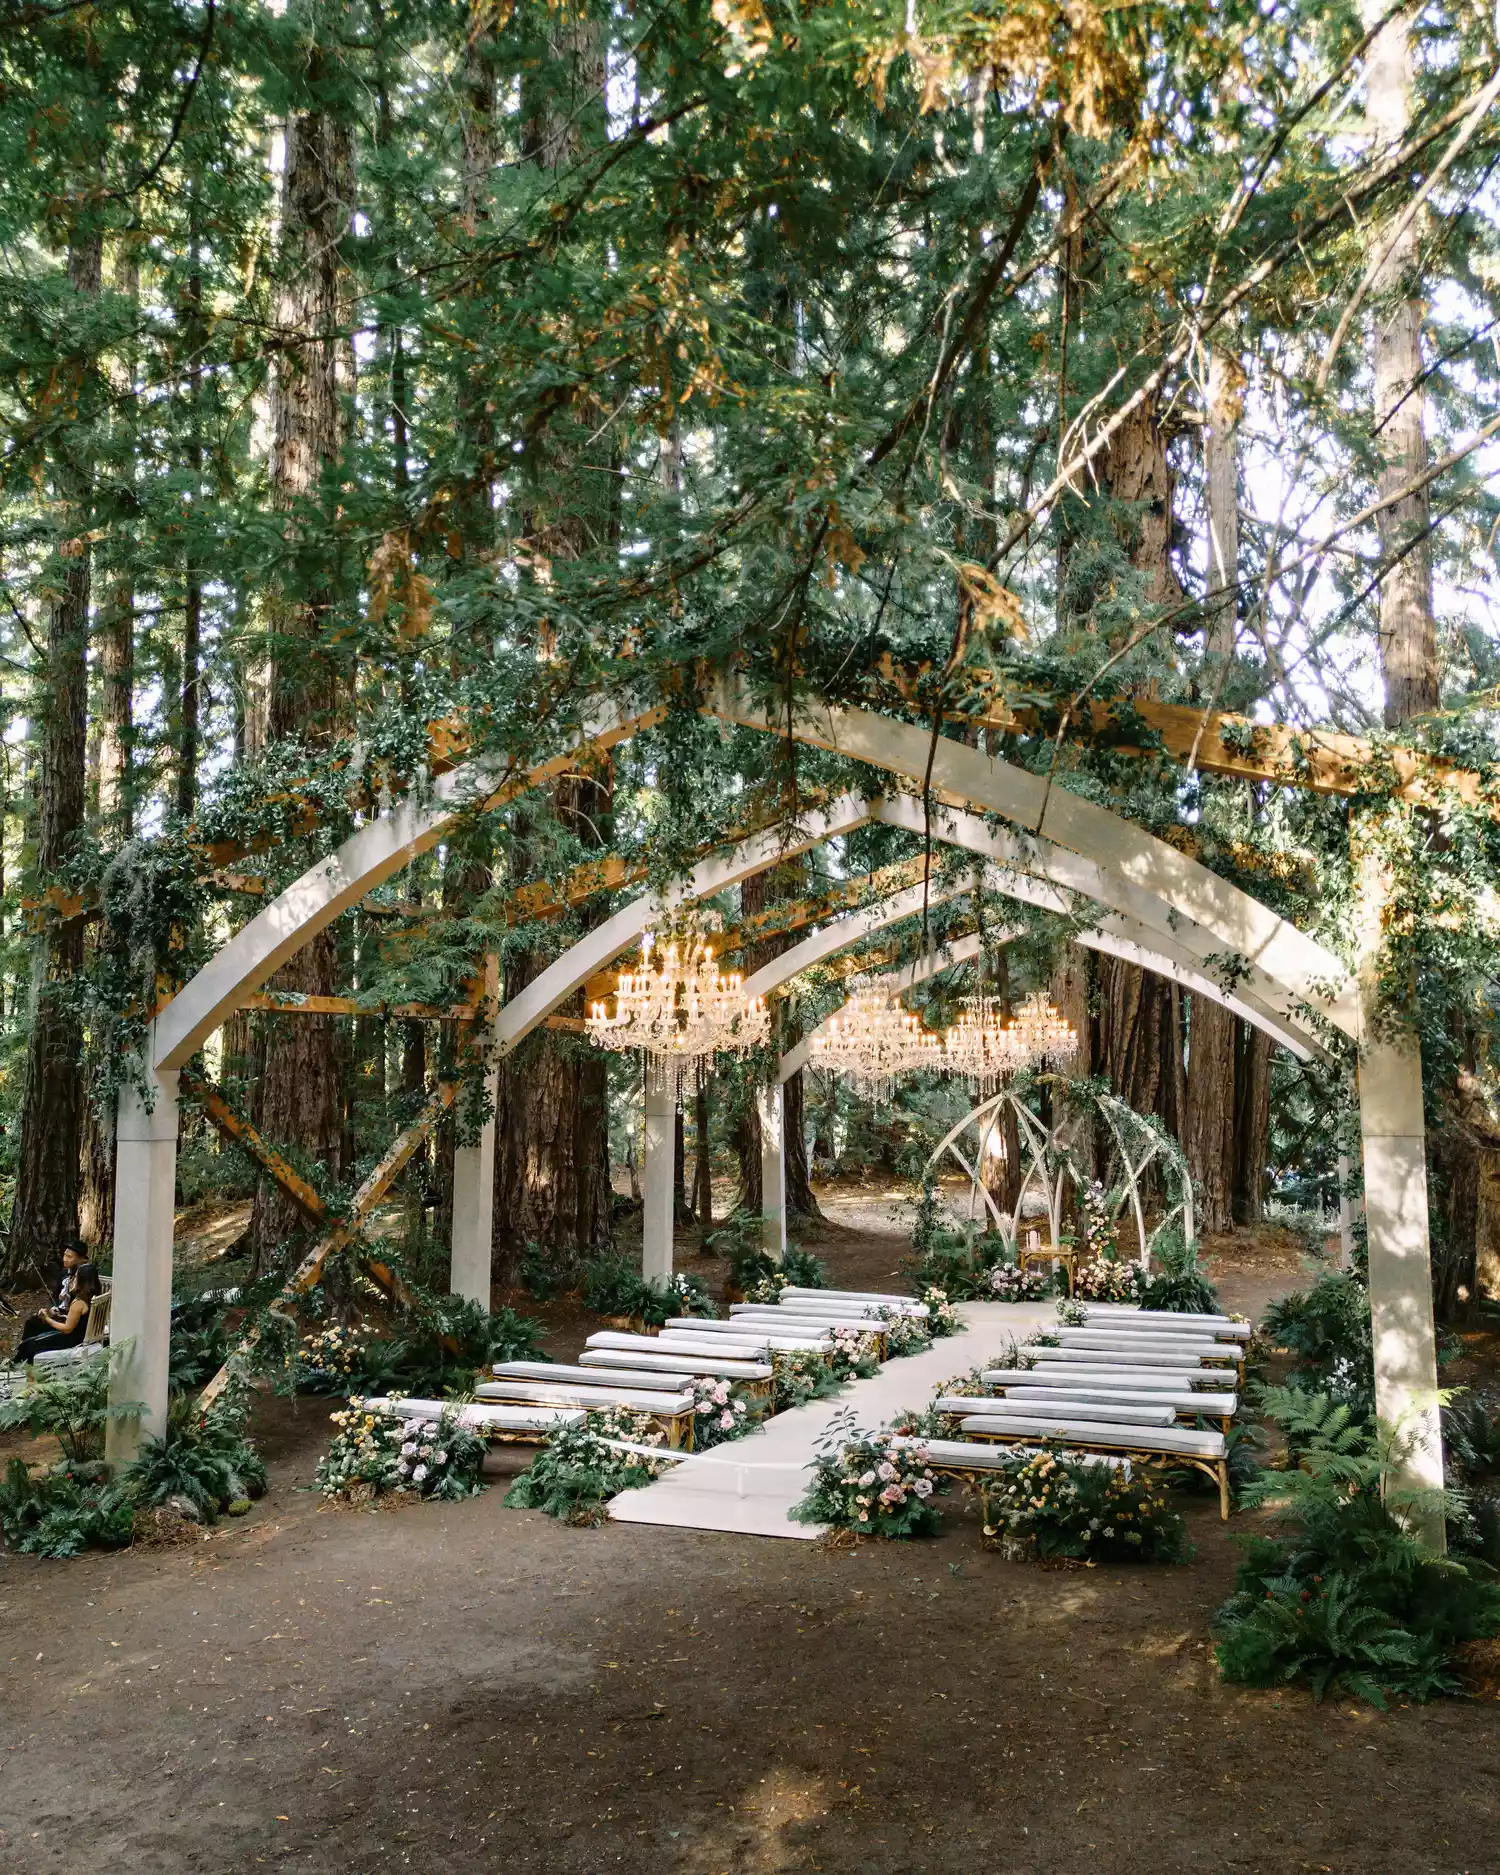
[664,1271,717,1318]
[986,1262,1053,1303]
[824,1325,882,1381]
[1072,1257,1148,1304]
[746,1272,791,1304]
[298,1323,379,1392]
[921,1286,963,1337]
[1055,1298,1089,1325]
[792,1413,943,1538]
[504,1408,669,1524]
[316,1400,487,1505]
[878,1307,933,1357]
[1080,1180,1121,1259]
[687,1376,757,1448]
[979,1448,1192,1564]
[770,1346,844,1411]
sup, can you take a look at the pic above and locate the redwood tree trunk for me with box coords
[1184,995,1237,1234]
[1232,1020,1272,1225]
[8,231,101,1287]
[249,34,356,1271]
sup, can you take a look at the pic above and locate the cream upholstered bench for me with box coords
[1030,1346,1226,1374]
[578,1347,774,1387]
[1048,1329,1243,1381]
[956,1413,1232,1518]
[782,1286,915,1311]
[651,1323,831,1352]
[979,1371,1238,1430]
[932,1395,1176,1428]
[475,1380,696,1447]
[1080,1304,1251,1340]
[362,1396,583,1444]
[492,1360,716,1391]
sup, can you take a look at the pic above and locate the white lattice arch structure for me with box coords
[107,682,1441,1528]
[923,1083,1196,1268]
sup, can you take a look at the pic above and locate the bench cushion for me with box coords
[578,1350,773,1382]
[492,1361,704,1390]
[476,1380,691,1415]
[783,1287,913,1308]
[984,1382,1237,1417]
[935,1396,1175,1427]
[1054,1328,1240,1355]
[675,1316,833,1338]
[363,1396,584,1432]
[985,1367,1217,1389]
[1081,1305,1250,1338]
[1030,1347,1221,1370]
[958,1415,1225,1458]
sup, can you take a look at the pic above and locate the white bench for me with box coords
[657,1328,829,1354]
[1030,1346,1223,1372]
[362,1396,583,1442]
[783,1286,913,1309]
[996,1362,1223,1389]
[1081,1303,1250,1339]
[586,1330,823,1362]
[1053,1326,1239,1355]
[980,1374,1237,1426]
[955,1414,1230,1517]
[665,1316,833,1342]
[933,1395,1176,1427]
[492,1360,712,1391]
[475,1380,697,1447]
[728,1306,887,1333]
[578,1348,774,1384]
[742,1296,928,1319]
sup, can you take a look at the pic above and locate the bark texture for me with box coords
[1184,994,1237,1234]
[249,36,356,1271]
[1232,1020,1272,1225]
[8,232,101,1285]
[1361,0,1438,724]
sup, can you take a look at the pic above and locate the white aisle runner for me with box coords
[606,1300,1055,1539]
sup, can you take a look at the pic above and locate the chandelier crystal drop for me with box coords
[808,984,943,1101]
[1007,991,1078,1069]
[585,934,770,1098]
[942,994,1022,1094]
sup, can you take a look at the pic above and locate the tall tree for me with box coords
[248,4,357,1270]
[7,225,102,1282]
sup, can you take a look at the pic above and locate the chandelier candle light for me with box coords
[809,984,943,1101]
[944,990,1077,1092]
[585,934,769,1097]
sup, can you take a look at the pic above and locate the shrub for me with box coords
[769,1346,844,1412]
[0,1459,137,1559]
[979,1449,1193,1564]
[1141,1226,1221,1315]
[504,1410,668,1524]
[1261,1270,1373,1405]
[122,1387,267,1524]
[782,1246,829,1288]
[663,1271,716,1319]
[877,1308,933,1358]
[792,1413,943,1537]
[1213,1391,1500,1706]
[316,1400,487,1504]
[580,1254,673,1325]
[0,1351,137,1463]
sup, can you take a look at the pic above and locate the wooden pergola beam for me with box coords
[242,991,478,1021]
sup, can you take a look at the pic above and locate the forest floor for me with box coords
[3,1184,1500,1874]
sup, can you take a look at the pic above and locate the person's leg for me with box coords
[15,1328,74,1365]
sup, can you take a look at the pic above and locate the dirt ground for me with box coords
[3,1188,1498,1874]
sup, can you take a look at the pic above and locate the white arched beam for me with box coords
[869,794,1326,1053]
[710,683,1360,1039]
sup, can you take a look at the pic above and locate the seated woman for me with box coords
[14,1261,102,1365]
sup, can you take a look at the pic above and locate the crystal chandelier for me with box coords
[943,994,1022,1094]
[943,990,1076,1091]
[585,934,769,1097]
[1007,991,1077,1068]
[809,984,943,1101]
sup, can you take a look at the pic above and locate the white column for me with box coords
[1337,1151,1355,1269]
[1355,834,1444,1546]
[106,1059,180,1467]
[642,1073,674,1287]
[450,956,499,1311]
[758,1081,786,1264]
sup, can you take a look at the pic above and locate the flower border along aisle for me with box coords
[317,1400,488,1504]
[793,1410,944,1538]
